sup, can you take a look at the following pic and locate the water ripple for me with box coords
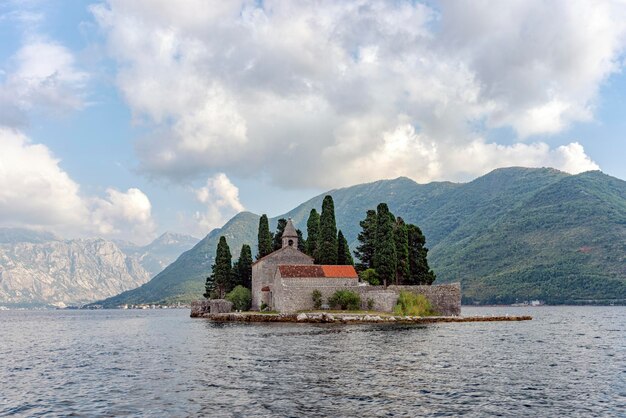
[0,306,624,417]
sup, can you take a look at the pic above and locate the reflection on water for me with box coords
[0,306,624,416]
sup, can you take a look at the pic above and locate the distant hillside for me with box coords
[97,167,626,306]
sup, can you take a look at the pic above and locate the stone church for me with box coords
[250,218,461,315]
[251,218,359,312]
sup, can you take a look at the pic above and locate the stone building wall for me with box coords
[251,247,313,310]
[190,299,233,317]
[388,284,461,316]
[272,281,461,316]
[272,276,358,312]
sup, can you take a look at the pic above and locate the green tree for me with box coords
[374,203,396,286]
[296,229,306,252]
[394,217,410,285]
[317,195,338,264]
[359,268,380,286]
[226,285,252,311]
[406,224,436,285]
[257,214,273,259]
[272,218,288,251]
[236,244,253,289]
[212,236,233,298]
[203,271,216,299]
[337,230,354,265]
[305,208,320,258]
[354,209,377,272]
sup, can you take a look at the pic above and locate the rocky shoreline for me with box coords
[193,311,532,323]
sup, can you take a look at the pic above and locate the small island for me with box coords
[191,197,531,324]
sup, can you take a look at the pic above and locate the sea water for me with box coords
[1,306,624,417]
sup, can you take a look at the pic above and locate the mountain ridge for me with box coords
[97,167,626,306]
[0,229,199,307]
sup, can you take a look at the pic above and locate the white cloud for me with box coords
[190,173,245,235]
[0,128,156,243]
[91,0,623,187]
[0,40,88,127]
[91,188,156,241]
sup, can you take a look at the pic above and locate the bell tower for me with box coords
[281,218,298,249]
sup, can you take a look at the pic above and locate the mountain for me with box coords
[0,230,199,308]
[99,212,260,306]
[0,234,150,307]
[115,232,199,277]
[97,167,626,306]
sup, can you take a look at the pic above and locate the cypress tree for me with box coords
[337,230,354,265]
[237,244,253,289]
[231,259,241,288]
[407,224,436,285]
[305,209,320,258]
[212,236,232,298]
[374,203,396,286]
[296,229,306,252]
[256,214,273,259]
[272,218,288,251]
[394,217,410,285]
[317,195,338,264]
[354,209,377,272]
[203,272,216,299]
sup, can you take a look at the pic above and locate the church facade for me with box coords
[251,218,360,311]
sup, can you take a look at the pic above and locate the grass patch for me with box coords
[393,291,437,316]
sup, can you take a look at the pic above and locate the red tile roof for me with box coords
[321,265,358,278]
[261,286,270,291]
[278,264,358,279]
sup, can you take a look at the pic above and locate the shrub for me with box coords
[393,291,436,316]
[225,285,252,311]
[260,302,268,311]
[360,268,380,286]
[367,298,375,310]
[312,290,322,310]
[328,290,361,310]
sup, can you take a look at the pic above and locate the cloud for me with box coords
[190,173,245,235]
[0,39,88,127]
[0,128,156,243]
[91,0,622,187]
[91,188,156,241]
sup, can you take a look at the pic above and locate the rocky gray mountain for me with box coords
[0,230,198,307]
[115,232,199,277]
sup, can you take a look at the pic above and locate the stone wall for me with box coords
[251,247,313,310]
[190,300,210,317]
[273,277,358,312]
[356,289,398,312]
[388,284,461,316]
[190,299,233,317]
[272,281,461,316]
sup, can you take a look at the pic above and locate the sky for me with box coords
[0,0,625,245]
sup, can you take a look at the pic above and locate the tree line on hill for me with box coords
[204,195,435,301]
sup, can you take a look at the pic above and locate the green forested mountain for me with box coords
[97,167,626,306]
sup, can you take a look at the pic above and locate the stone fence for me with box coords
[273,280,461,316]
[190,299,233,317]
